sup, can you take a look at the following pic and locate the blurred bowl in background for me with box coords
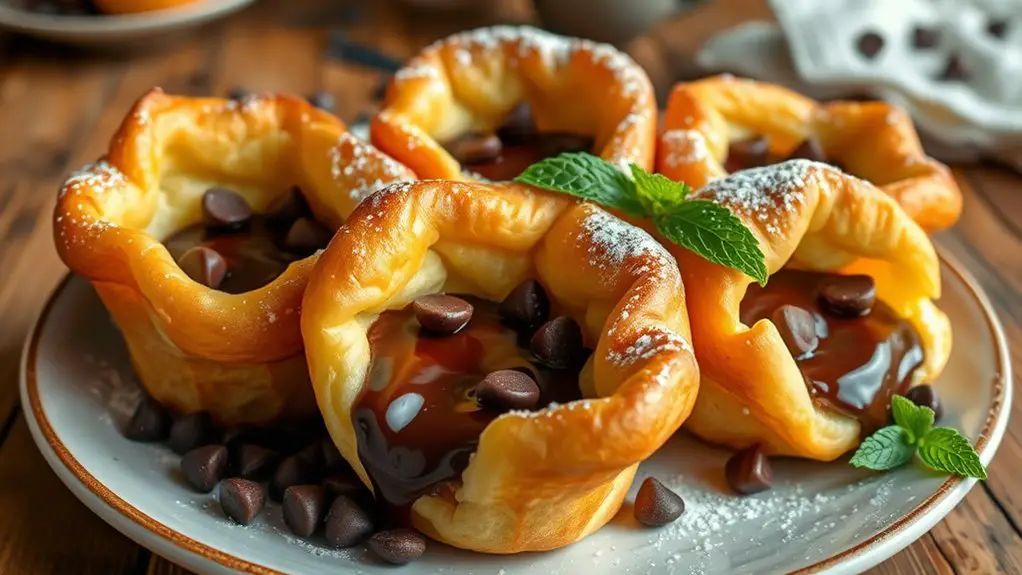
[533,0,687,45]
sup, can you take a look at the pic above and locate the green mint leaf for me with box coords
[917,427,988,479]
[630,164,692,216]
[655,200,768,285]
[890,395,934,444]
[850,426,916,471]
[514,152,645,217]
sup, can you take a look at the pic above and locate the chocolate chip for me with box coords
[268,186,310,229]
[446,133,502,165]
[123,397,171,442]
[938,53,969,81]
[324,495,375,548]
[633,477,685,527]
[904,385,943,421]
[323,473,368,500]
[725,444,773,495]
[530,316,585,369]
[320,439,347,472]
[788,138,827,163]
[306,90,336,112]
[233,444,280,480]
[856,31,885,59]
[496,103,536,144]
[818,275,876,317]
[181,445,229,493]
[177,247,227,289]
[988,19,1009,39]
[284,217,332,254]
[912,26,941,49]
[297,441,326,471]
[272,455,316,500]
[413,294,474,334]
[475,369,541,412]
[537,133,595,158]
[772,305,818,357]
[219,478,266,525]
[368,529,427,565]
[725,137,770,172]
[168,412,217,455]
[498,279,550,330]
[227,87,252,100]
[202,188,252,231]
[283,485,326,537]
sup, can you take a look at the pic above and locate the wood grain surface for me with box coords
[0,0,1017,573]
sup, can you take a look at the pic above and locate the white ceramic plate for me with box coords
[20,250,1011,575]
[0,0,254,46]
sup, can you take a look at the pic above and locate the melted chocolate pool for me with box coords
[740,270,925,432]
[353,296,581,523]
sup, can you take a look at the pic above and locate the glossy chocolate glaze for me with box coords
[726,137,842,172]
[353,297,581,523]
[163,217,301,294]
[740,270,925,433]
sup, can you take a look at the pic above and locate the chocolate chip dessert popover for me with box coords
[301,179,699,552]
[54,88,414,426]
[656,75,962,232]
[371,26,657,181]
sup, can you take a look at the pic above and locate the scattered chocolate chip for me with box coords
[268,186,310,229]
[368,529,427,565]
[177,247,228,289]
[938,53,970,81]
[297,441,326,470]
[496,103,536,144]
[476,369,541,412]
[324,496,375,548]
[905,384,943,421]
[788,138,827,163]
[413,294,474,334]
[725,445,773,495]
[306,90,337,112]
[725,137,770,172]
[633,477,685,527]
[181,445,229,493]
[772,305,819,357]
[233,444,280,480]
[323,474,369,502]
[530,316,585,369]
[988,18,1009,39]
[202,188,252,231]
[856,31,885,59]
[124,397,172,442]
[283,485,327,537]
[320,439,347,472]
[219,478,266,525]
[818,275,876,317]
[227,87,252,100]
[220,427,251,447]
[912,26,941,49]
[272,455,317,500]
[499,279,550,330]
[446,133,503,165]
[283,217,332,254]
[537,133,595,158]
[168,412,217,455]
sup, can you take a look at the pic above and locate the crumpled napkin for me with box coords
[696,0,1022,170]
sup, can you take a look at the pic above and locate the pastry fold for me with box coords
[667,160,951,460]
[370,26,657,179]
[656,75,962,232]
[301,180,699,552]
[54,88,415,426]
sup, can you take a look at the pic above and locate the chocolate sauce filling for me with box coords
[726,136,841,173]
[353,296,582,523]
[740,270,925,433]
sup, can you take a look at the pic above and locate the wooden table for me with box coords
[0,1,1019,573]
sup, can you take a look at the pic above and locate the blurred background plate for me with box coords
[0,0,254,47]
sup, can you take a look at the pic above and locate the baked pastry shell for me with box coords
[301,180,699,552]
[656,75,962,232]
[54,88,415,426]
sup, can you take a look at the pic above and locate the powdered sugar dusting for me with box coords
[578,208,670,273]
[60,160,127,199]
[661,129,711,166]
[329,132,413,204]
[696,159,817,234]
[607,329,690,367]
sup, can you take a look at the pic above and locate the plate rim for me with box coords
[19,249,1013,575]
[0,0,255,37]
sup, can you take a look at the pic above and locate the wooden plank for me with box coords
[962,165,1022,239]
[0,415,143,573]
[865,535,955,575]
[147,557,193,575]
[931,487,1022,574]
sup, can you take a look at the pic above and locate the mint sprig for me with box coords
[515,153,768,285]
[850,395,987,479]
